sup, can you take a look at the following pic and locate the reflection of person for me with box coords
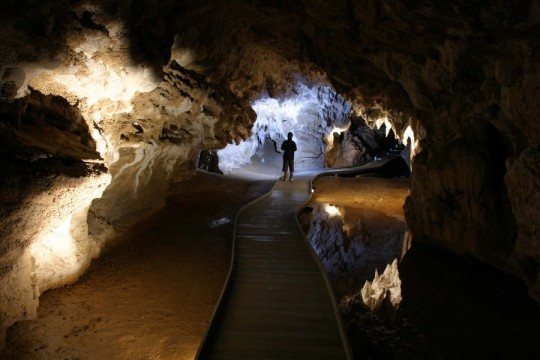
[280,132,297,181]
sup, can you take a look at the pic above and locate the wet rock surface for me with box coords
[300,176,409,298]
[303,176,540,359]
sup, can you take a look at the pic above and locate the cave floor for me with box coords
[1,170,274,360]
[2,169,540,360]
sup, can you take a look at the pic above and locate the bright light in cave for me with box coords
[34,19,159,110]
[217,95,308,173]
[324,204,341,217]
[375,117,394,137]
[27,174,110,294]
[25,18,162,164]
[257,98,303,122]
[374,116,416,164]
[56,61,157,108]
[249,97,303,140]
[325,124,351,151]
[30,216,79,290]
[35,217,75,259]
[217,78,352,174]
[402,125,416,159]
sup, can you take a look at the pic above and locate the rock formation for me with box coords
[340,259,402,316]
[1,0,539,348]
[218,75,352,173]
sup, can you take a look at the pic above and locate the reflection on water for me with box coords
[306,203,406,299]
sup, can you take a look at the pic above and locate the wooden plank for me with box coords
[218,315,340,335]
[211,329,346,359]
[222,291,333,310]
[219,306,341,327]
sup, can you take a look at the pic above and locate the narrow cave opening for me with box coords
[214,75,352,176]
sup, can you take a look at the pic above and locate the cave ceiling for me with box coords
[2,0,537,141]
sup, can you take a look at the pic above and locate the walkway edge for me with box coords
[196,156,401,359]
[294,172,354,360]
[290,155,402,360]
[195,179,280,360]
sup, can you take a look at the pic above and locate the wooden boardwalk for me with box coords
[197,157,400,359]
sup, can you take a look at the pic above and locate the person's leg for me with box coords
[282,159,288,180]
[289,160,294,181]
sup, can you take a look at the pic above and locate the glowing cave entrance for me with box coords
[217,77,351,175]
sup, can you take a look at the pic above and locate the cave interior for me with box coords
[1,0,540,357]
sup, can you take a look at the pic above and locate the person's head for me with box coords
[287,132,293,139]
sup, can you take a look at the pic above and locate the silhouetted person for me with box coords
[281,132,297,181]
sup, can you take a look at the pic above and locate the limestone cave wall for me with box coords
[1,0,539,348]
[218,75,353,173]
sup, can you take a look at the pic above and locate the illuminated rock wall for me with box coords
[0,165,110,348]
[218,76,352,173]
[0,1,255,345]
